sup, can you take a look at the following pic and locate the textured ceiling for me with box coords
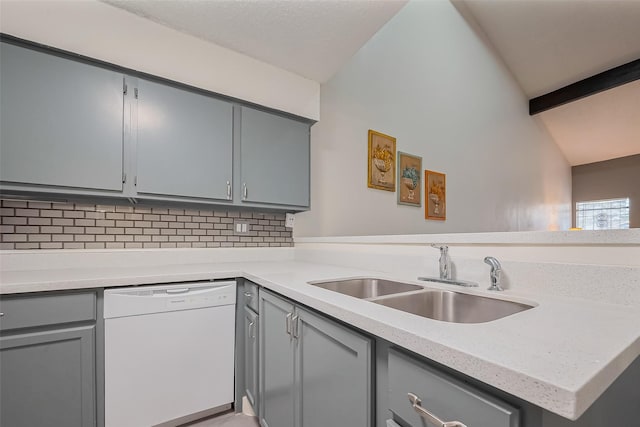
[538,80,640,166]
[461,0,640,166]
[461,0,640,97]
[102,0,407,83]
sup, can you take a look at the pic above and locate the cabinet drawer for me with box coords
[243,281,259,313]
[388,349,519,427]
[0,292,96,331]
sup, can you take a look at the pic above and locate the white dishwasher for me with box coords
[104,280,236,427]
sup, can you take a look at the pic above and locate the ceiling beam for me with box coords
[529,59,640,115]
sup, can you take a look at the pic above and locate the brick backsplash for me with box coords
[0,199,292,250]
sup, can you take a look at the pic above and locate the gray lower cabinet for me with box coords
[388,348,520,427]
[244,306,259,410]
[239,106,310,208]
[295,306,373,427]
[0,291,98,427]
[259,290,296,427]
[134,78,233,201]
[0,41,125,193]
[258,289,372,427]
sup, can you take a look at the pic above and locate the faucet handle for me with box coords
[484,256,503,291]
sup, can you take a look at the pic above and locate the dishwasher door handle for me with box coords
[166,288,190,294]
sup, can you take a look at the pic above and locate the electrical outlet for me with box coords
[233,219,250,235]
[285,213,295,228]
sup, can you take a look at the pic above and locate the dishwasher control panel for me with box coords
[104,280,237,319]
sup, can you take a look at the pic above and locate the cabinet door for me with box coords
[259,290,295,427]
[0,42,124,191]
[240,107,310,207]
[244,306,259,410]
[135,78,233,200]
[295,308,372,427]
[0,325,96,427]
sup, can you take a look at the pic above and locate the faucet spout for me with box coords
[484,256,503,291]
[431,244,451,280]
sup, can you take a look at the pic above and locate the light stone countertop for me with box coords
[1,260,639,421]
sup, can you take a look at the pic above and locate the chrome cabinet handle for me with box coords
[0,312,4,317]
[226,181,232,200]
[244,291,253,298]
[292,314,300,339]
[248,321,256,339]
[285,312,293,335]
[242,183,248,200]
[407,393,466,427]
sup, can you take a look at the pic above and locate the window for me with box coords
[575,198,630,230]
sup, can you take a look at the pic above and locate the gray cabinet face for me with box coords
[0,325,96,427]
[388,349,519,427]
[0,42,124,191]
[244,306,259,409]
[135,79,233,200]
[296,308,372,427]
[0,292,96,331]
[259,290,295,427]
[240,107,310,207]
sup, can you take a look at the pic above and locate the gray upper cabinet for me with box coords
[240,107,310,208]
[0,42,124,192]
[134,78,233,201]
[1,41,312,211]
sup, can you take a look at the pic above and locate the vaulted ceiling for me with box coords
[102,0,640,166]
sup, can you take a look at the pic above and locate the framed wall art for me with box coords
[397,152,422,206]
[367,130,396,192]
[425,169,446,220]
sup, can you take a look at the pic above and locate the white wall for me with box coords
[296,0,571,237]
[0,0,319,120]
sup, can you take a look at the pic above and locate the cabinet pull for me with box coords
[0,312,4,317]
[292,314,300,339]
[248,321,256,339]
[242,183,248,200]
[244,291,253,298]
[227,181,232,200]
[286,312,293,335]
[407,393,466,427]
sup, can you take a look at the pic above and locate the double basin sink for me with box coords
[310,278,533,323]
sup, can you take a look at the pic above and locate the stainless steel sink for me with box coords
[309,278,424,299]
[372,290,533,323]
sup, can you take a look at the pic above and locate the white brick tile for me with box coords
[85,243,106,249]
[2,200,27,208]
[15,242,40,249]
[15,208,38,217]
[62,210,83,218]
[28,217,51,226]
[41,226,63,234]
[64,242,85,249]
[2,217,27,225]
[40,242,64,249]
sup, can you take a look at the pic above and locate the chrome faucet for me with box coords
[432,244,451,280]
[484,256,503,291]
